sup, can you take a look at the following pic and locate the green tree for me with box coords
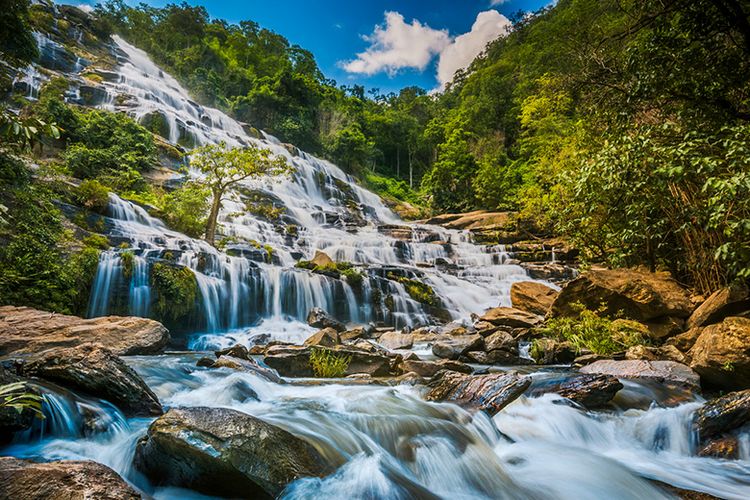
[190,142,290,246]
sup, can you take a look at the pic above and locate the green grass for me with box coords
[309,348,351,378]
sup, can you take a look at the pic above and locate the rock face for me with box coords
[425,371,531,416]
[479,307,543,329]
[0,457,141,499]
[377,331,413,350]
[134,407,329,499]
[306,307,345,332]
[687,283,749,329]
[511,282,559,316]
[693,390,750,440]
[687,317,750,390]
[549,269,693,322]
[303,328,341,348]
[20,344,162,416]
[264,345,392,377]
[0,306,169,356]
[580,359,700,389]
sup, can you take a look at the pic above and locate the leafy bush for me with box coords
[75,179,109,213]
[364,172,423,207]
[540,304,648,355]
[0,382,43,419]
[309,348,351,378]
[162,182,210,238]
[150,263,198,323]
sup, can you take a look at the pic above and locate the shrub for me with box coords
[388,274,440,307]
[150,263,198,323]
[75,179,109,213]
[309,348,351,378]
[162,182,210,237]
[541,304,649,355]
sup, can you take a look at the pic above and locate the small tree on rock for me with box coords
[191,141,290,246]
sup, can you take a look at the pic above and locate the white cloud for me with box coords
[341,12,450,76]
[490,0,510,5]
[436,10,512,89]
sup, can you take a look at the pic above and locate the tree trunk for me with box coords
[205,188,223,247]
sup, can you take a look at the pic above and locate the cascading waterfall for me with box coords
[80,35,539,339]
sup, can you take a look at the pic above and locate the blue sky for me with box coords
[75,0,551,93]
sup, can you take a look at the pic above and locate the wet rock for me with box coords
[215,344,250,360]
[665,327,704,353]
[264,345,392,377]
[524,263,578,282]
[473,320,501,337]
[339,325,374,342]
[0,306,169,356]
[484,330,516,352]
[625,345,687,364]
[510,281,559,316]
[530,339,577,365]
[378,331,413,350]
[134,407,330,499]
[303,327,341,348]
[580,359,700,389]
[480,307,543,329]
[0,457,141,499]
[693,389,750,440]
[555,374,623,408]
[697,436,739,459]
[688,317,750,390]
[573,353,606,366]
[432,334,483,360]
[687,283,750,330]
[399,359,472,378]
[306,307,346,332]
[196,356,215,367]
[425,371,531,416]
[211,356,283,383]
[20,344,162,416]
[550,268,693,322]
[645,316,685,341]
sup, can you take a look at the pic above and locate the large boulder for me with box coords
[511,282,558,316]
[479,307,542,329]
[0,457,141,499]
[303,328,340,348]
[687,283,750,330]
[377,331,413,350]
[551,374,623,408]
[431,334,483,360]
[580,359,700,389]
[688,317,750,390]
[134,407,330,499]
[306,308,345,332]
[264,345,392,377]
[425,371,531,416]
[0,306,169,356]
[693,389,750,441]
[549,269,693,322]
[19,344,162,416]
[310,250,334,268]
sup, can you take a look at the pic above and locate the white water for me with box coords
[81,35,539,339]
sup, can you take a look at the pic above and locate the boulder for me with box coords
[0,306,169,356]
[580,359,700,389]
[665,327,704,353]
[134,407,330,499]
[264,345,392,377]
[211,356,283,383]
[688,317,750,390]
[464,350,525,365]
[303,328,341,348]
[625,345,687,364]
[553,374,623,408]
[215,344,250,360]
[484,330,517,353]
[431,334,483,360]
[399,359,472,378]
[377,331,413,350]
[425,371,531,416]
[311,250,333,267]
[697,436,739,459]
[687,283,750,330]
[19,344,162,416]
[339,326,373,343]
[693,389,750,441]
[0,457,141,499]
[479,307,542,329]
[510,282,559,316]
[644,316,685,341]
[530,339,577,365]
[549,269,693,322]
[306,307,345,332]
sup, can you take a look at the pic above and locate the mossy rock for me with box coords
[150,262,198,324]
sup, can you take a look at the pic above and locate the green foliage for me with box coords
[295,260,361,285]
[162,181,210,238]
[82,234,110,250]
[75,180,110,213]
[0,382,43,419]
[120,251,134,280]
[388,274,440,307]
[0,0,38,67]
[420,126,477,212]
[309,348,351,378]
[364,172,423,207]
[541,304,649,355]
[150,262,198,322]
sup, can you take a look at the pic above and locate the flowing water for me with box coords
[4,25,750,500]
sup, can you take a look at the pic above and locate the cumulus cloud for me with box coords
[436,10,512,88]
[341,12,450,76]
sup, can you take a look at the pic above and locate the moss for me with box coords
[150,262,198,323]
[75,179,110,213]
[120,251,134,280]
[384,294,395,311]
[82,234,109,250]
[341,267,363,287]
[295,260,360,282]
[388,273,440,307]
